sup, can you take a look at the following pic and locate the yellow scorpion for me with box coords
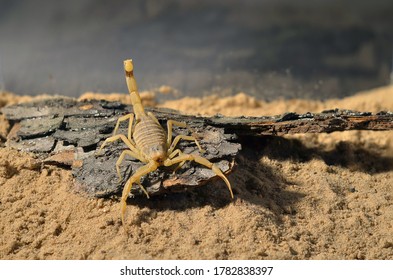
[99,59,234,225]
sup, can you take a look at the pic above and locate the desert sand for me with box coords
[0,86,392,259]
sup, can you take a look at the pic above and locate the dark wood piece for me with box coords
[1,98,392,197]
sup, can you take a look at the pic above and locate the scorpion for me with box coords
[98,59,234,226]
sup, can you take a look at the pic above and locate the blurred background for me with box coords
[0,0,392,100]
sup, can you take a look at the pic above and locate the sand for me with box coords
[0,86,392,260]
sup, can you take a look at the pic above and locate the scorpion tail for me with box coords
[124,59,145,117]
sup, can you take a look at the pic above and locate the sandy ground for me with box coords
[0,86,392,260]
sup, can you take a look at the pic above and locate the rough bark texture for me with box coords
[1,98,392,197]
[203,109,393,136]
[1,98,241,197]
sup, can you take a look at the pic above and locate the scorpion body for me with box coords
[133,116,167,162]
[99,59,234,226]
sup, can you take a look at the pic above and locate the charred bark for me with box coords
[1,98,391,197]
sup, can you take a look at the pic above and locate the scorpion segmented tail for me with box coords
[124,59,146,119]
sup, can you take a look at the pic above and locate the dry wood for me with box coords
[1,97,392,197]
[1,98,240,197]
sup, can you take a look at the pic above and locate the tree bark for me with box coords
[1,98,392,197]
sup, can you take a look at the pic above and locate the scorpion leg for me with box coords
[167,149,186,173]
[169,134,205,155]
[98,134,143,160]
[166,120,204,154]
[116,150,145,182]
[164,154,234,199]
[121,160,159,226]
[112,113,135,144]
[168,149,181,159]
[135,179,150,198]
